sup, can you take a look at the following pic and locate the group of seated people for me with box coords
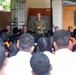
[1,25,76,75]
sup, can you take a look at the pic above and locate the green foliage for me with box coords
[0,0,10,10]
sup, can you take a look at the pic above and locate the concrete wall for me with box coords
[52,0,62,29]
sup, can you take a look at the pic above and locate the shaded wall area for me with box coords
[0,11,10,30]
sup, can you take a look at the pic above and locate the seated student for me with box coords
[45,29,76,75]
[35,37,52,53]
[23,25,27,33]
[72,29,76,40]
[4,33,35,75]
[6,25,11,34]
[8,42,19,57]
[0,32,10,54]
[9,27,19,43]
[54,26,59,32]
[0,43,7,75]
[47,28,53,37]
[30,52,52,75]
[0,32,9,43]
[68,26,73,36]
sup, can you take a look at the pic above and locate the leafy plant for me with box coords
[0,0,10,10]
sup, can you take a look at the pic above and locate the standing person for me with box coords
[4,33,35,75]
[32,13,46,34]
[44,30,76,75]
[30,52,52,75]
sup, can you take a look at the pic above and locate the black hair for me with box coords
[53,29,70,49]
[0,32,9,42]
[73,29,76,35]
[18,29,23,35]
[68,26,72,30]
[30,52,50,75]
[37,37,52,52]
[9,42,19,57]
[55,26,59,29]
[27,30,33,34]
[73,29,76,40]
[19,33,35,51]
[0,29,8,33]
[0,43,6,70]
[13,27,19,34]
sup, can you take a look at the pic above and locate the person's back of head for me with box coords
[30,52,51,75]
[0,32,9,42]
[48,29,53,36]
[53,29,70,50]
[37,37,52,52]
[9,42,19,57]
[73,29,76,40]
[13,27,19,34]
[27,30,33,34]
[73,29,76,34]
[0,42,7,74]
[18,29,23,35]
[0,29,8,33]
[19,33,35,53]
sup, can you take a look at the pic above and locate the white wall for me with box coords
[52,0,62,29]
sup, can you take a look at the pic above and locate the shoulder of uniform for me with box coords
[40,19,45,22]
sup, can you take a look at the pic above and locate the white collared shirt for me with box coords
[4,51,32,75]
[44,49,76,75]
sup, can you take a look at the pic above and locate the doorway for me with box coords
[26,0,52,33]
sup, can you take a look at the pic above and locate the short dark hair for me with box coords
[0,29,8,33]
[19,33,35,51]
[30,52,50,75]
[55,26,59,29]
[0,32,9,42]
[68,26,72,30]
[9,42,19,57]
[53,29,70,49]
[13,27,19,34]
[37,37,52,52]
[0,43,6,70]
